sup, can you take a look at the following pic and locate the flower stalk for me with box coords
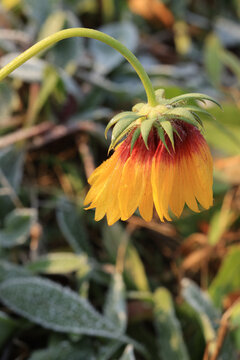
[0,28,157,106]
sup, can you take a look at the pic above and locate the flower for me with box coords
[84,90,219,225]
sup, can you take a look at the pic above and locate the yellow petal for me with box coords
[151,149,175,221]
[105,168,123,225]
[189,146,213,209]
[118,156,144,220]
[138,160,153,222]
[181,156,199,213]
[92,158,124,221]
[169,158,185,217]
[84,146,126,222]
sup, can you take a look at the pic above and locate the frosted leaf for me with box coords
[0,260,31,284]
[104,272,127,332]
[0,208,37,248]
[182,278,237,360]
[56,197,91,255]
[28,340,97,360]
[0,146,25,190]
[0,277,126,339]
[153,287,190,360]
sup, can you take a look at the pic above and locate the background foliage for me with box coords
[0,0,240,359]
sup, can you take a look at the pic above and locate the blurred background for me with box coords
[0,0,240,359]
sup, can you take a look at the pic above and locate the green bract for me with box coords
[106,89,221,152]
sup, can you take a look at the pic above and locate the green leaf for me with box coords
[160,121,174,150]
[37,10,83,68]
[182,279,219,355]
[56,197,91,255]
[203,104,240,155]
[96,341,122,360]
[220,48,240,82]
[204,34,223,87]
[140,118,156,149]
[0,260,31,284]
[182,279,238,360]
[0,83,18,118]
[153,287,190,360]
[182,278,220,329]
[208,208,236,246]
[105,112,138,138]
[28,340,97,360]
[26,65,60,125]
[130,127,141,153]
[0,311,19,348]
[38,11,66,41]
[119,345,135,360]
[26,252,91,279]
[53,28,84,68]
[0,146,25,190]
[209,247,240,308]
[168,93,221,108]
[0,277,123,339]
[104,273,127,332]
[103,224,150,292]
[230,302,240,351]
[125,246,150,292]
[0,208,37,248]
[23,0,57,25]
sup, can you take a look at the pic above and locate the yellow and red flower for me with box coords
[84,90,219,225]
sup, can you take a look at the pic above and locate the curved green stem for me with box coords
[0,28,157,106]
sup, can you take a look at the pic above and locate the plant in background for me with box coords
[0,27,220,226]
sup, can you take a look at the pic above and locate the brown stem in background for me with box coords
[76,133,95,179]
[209,299,240,360]
[0,121,52,149]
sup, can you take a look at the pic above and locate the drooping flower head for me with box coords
[84,90,220,225]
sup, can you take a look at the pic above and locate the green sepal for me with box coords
[161,107,200,128]
[140,117,157,149]
[155,89,169,105]
[155,88,165,101]
[109,123,136,152]
[182,105,215,118]
[111,117,138,144]
[182,105,216,126]
[173,127,182,140]
[105,112,138,138]
[191,112,204,127]
[167,92,222,108]
[132,103,145,112]
[160,121,175,151]
[155,125,171,154]
[130,127,141,153]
